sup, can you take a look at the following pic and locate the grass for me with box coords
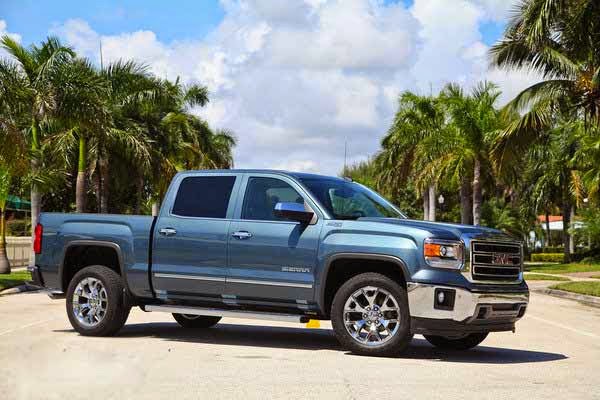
[0,270,31,292]
[550,281,600,297]
[591,275,600,280]
[524,273,570,281]
[525,263,600,275]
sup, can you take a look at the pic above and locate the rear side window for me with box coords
[172,176,236,218]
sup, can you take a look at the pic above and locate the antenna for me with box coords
[99,39,104,70]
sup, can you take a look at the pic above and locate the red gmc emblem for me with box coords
[493,253,511,265]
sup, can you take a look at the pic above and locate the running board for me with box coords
[145,305,311,324]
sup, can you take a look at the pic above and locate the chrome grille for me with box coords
[471,240,522,281]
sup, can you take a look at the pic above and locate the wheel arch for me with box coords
[59,240,129,293]
[319,253,411,317]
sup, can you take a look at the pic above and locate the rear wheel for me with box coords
[424,333,488,350]
[331,272,412,357]
[66,265,131,336]
[172,313,221,328]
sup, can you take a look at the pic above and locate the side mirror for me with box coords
[274,202,315,224]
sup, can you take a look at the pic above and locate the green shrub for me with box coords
[6,219,31,236]
[531,253,564,263]
[536,246,565,254]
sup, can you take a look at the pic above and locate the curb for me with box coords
[533,288,600,308]
[0,284,41,297]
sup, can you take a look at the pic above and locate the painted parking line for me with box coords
[528,315,600,339]
[0,317,58,336]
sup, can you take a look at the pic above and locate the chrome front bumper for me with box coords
[408,283,529,324]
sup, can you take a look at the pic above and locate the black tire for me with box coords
[172,313,222,328]
[66,265,131,336]
[331,272,412,357]
[424,333,489,350]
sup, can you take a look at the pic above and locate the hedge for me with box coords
[531,253,564,263]
[534,246,565,254]
[6,219,31,236]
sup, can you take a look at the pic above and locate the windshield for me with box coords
[299,178,406,220]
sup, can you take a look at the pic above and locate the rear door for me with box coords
[226,174,322,304]
[152,173,241,300]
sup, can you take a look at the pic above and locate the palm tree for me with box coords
[490,0,600,164]
[377,92,446,221]
[0,36,74,235]
[439,82,504,225]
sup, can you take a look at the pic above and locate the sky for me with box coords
[0,0,540,175]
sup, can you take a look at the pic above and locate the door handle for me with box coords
[159,227,177,236]
[232,231,252,240]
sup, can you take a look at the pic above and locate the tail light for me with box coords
[33,223,43,254]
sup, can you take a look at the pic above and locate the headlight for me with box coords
[424,238,464,270]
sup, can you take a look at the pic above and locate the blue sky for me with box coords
[1,0,531,174]
[2,0,505,50]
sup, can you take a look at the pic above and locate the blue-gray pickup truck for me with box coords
[30,169,529,356]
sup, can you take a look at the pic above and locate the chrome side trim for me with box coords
[154,273,226,282]
[145,304,309,323]
[227,278,313,289]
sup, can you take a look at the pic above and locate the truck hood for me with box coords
[358,217,517,243]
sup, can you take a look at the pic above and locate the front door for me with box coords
[227,175,322,304]
[152,173,240,300]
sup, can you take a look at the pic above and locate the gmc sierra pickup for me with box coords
[30,169,528,356]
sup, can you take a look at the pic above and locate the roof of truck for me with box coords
[179,169,347,182]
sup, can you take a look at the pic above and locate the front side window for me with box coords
[242,177,304,221]
[172,176,236,218]
[299,178,405,220]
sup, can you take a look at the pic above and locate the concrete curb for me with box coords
[0,283,41,297]
[533,288,600,308]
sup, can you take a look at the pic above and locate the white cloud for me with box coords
[46,0,538,175]
[0,20,22,60]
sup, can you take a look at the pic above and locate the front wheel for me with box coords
[424,333,488,350]
[172,313,222,328]
[331,272,412,357]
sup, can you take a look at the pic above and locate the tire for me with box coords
[172,313,222,328]
[424,332,488,350]
[66,265,131,336]
[331,272,412,357]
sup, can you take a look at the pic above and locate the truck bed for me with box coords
[36,213,156,298]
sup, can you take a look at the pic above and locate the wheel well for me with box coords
[61,245,121,290]
[323,258,407,317]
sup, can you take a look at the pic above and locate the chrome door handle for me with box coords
[159,228,177,236]
[232,231,252,239]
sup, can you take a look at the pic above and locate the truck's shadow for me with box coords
[110,322,567,364]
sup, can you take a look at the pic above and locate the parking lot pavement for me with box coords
[1,292,600,400]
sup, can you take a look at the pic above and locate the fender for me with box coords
[59,240,130,294]
[318,252,411,314]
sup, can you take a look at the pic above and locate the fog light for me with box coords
[437,291,445,304]
[433,288,456,310]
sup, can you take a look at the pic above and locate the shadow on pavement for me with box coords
[56,322,567,364]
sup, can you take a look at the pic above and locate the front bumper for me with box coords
[407,282,529,336]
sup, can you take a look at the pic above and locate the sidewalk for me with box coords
[525,272,600,308]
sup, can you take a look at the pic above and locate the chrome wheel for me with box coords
[343,286,401,346]
[72,277,108,327]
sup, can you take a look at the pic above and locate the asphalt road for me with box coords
[1,291,600,400]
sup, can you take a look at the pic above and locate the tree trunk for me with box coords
[423,189,429,221]
[428,184,436,222]
[472,156,482,226]
[75,136,87,213]
[93,160,101,213]
[460,177,472,225]
[99,154,109,213]
[561,176,571,263]
[151,202,160,217]
[134,175,144,214]
[29,119,41,267]
[0,209,10,274]
[569,205,576,254]
[545,209,552,247]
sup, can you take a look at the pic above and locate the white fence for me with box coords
[6,237,32,268]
